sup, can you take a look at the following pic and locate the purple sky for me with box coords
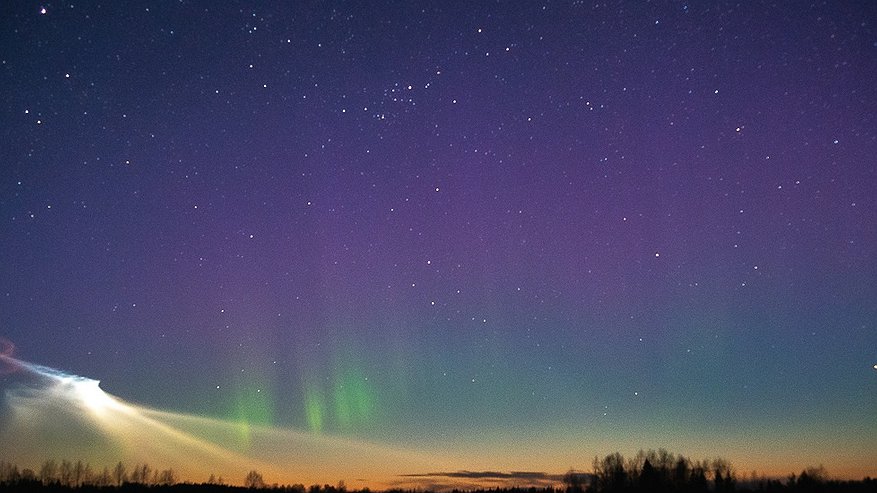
[1,1,876,485]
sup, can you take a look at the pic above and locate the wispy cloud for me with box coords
[402,470,562,480]
[396,470,592,491]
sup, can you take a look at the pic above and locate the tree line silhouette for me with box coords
[0,449,874,492]
[563,450,875,493]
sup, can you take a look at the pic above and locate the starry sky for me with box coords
[1,0,876,487]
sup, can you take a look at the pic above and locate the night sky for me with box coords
[1,0,876,487]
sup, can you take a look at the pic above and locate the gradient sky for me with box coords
[1,0,876,487]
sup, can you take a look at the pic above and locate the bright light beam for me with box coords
[0,354,454,488]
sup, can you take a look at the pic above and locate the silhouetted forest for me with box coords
[0,450,874,492]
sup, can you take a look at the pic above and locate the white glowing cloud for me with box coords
[0,355,453,488]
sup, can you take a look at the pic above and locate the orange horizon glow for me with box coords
[1,355,874,489]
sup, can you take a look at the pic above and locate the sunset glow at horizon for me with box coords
[1,1,876,488]
[1,351,875,487]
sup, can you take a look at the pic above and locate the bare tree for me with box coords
[593,452,628,493]
[129,463,151,484]
[39,460,58,485]
[96,466,112,487]
[712,457,735,493]
[795,465,828,490]
[73,460,85,487]
[205,473,226,485]
[245,469,266,488]
[800,465,828,483]
[59,460,73,487]
[0,462,21,483]
[113,461,127,486]
[83,463,94,486]
[157,468,176,485]
[20,468,37,482]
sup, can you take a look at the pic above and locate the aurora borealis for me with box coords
[1,0,876,488]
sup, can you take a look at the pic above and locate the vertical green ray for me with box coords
[227,368,275,449]
[332,366,375,429]
[304,386,325,433]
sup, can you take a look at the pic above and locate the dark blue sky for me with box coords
[1,0,876,481]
